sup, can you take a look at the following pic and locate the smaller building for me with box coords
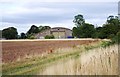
[35,27,72,39]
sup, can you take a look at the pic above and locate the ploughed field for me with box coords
[2,39,99,63]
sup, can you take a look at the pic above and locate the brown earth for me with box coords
[2,39,99,63]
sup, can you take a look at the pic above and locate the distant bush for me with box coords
[29,35,35,39]
[111,31,120,44]
[45,35,55,39]
[101,41,112,47]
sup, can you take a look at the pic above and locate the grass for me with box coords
[2,46,83,75]
[39,44,118,75]
[2,40,114,75]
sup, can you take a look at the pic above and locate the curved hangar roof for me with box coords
[51,27,72,31]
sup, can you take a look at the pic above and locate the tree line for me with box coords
[1,25,51,39]
[1,14,120,43]
[72,14,120,43]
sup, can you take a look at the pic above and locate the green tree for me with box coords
[27,25,39,35]
[26,25,39,38]
[80,23,95,38]
[38,26,51,32]
[72,14,95,38]
[73,14,85,27]
[2,27,18,39]
[20,32,26,39]
[26,25,51,39]
[0,30,2,39]
[97,15,120,39]
[72,27,79,37]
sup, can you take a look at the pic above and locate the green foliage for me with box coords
[2,27,18,39]
[72,27,79,37]
[111,31,120,44]
[96,15,120,39]
[27,25,39,35]
[26,25,51,39]
[0,30,2,39]
[26,34,35,39]
[117,31,120,44]
[73,14,85,27]
[20,32,27,39]
[80,23,95,38]
[29,35,35,39]
[101,41,112,47]
[72,15,95,38]
[72,14,120,39]
[45,35,55,39]
[38,26,51,32]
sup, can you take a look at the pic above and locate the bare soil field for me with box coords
[2,39,99,63]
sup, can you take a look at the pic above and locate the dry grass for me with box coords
[2,41,101,75]
[39,44,118,75]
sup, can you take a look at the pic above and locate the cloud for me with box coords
[2,7,75,24]
[2,2,117,23]
[1,1,118,34]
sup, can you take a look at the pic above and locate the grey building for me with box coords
[35,27,72,39]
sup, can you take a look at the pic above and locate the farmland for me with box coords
[1,39,118,75]
[2,39,99,63]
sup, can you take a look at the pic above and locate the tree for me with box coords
[0,30,2,39]
[93,27,103,38]
[95,15,120,39]
[26,25,39,38]
[103,15,120,38]
[38,26,51,32]
[72,27,79,37]
[77,23,95,38]
[26,25,51,39]
[72,14,95,38]
[107,15,114,23]
[27,25,39,35]
[73,14,85,27]
[82,23,95,38]
[2,27,18,39]
[20,32,26,39]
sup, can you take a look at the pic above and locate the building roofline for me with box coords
[51,27,72,31]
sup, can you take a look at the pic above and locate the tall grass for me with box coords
[2,41,101,75]
[40,45,118,75]
[3,40,117,75]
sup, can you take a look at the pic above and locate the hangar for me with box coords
[35,27,72,39]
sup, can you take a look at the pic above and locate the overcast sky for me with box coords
[0,0,119,34]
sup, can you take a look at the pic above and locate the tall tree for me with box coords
[96,15,120,39]
[80,23,95,38]
[73,14,85,27]
[27,25,39,35]
[2,27,18,39]
[72,14,95,38]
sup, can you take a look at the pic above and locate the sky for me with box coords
[0,0,119,34]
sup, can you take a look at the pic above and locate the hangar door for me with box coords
[52,31,65,38]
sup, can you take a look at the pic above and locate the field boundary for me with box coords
[0,38,103,42]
